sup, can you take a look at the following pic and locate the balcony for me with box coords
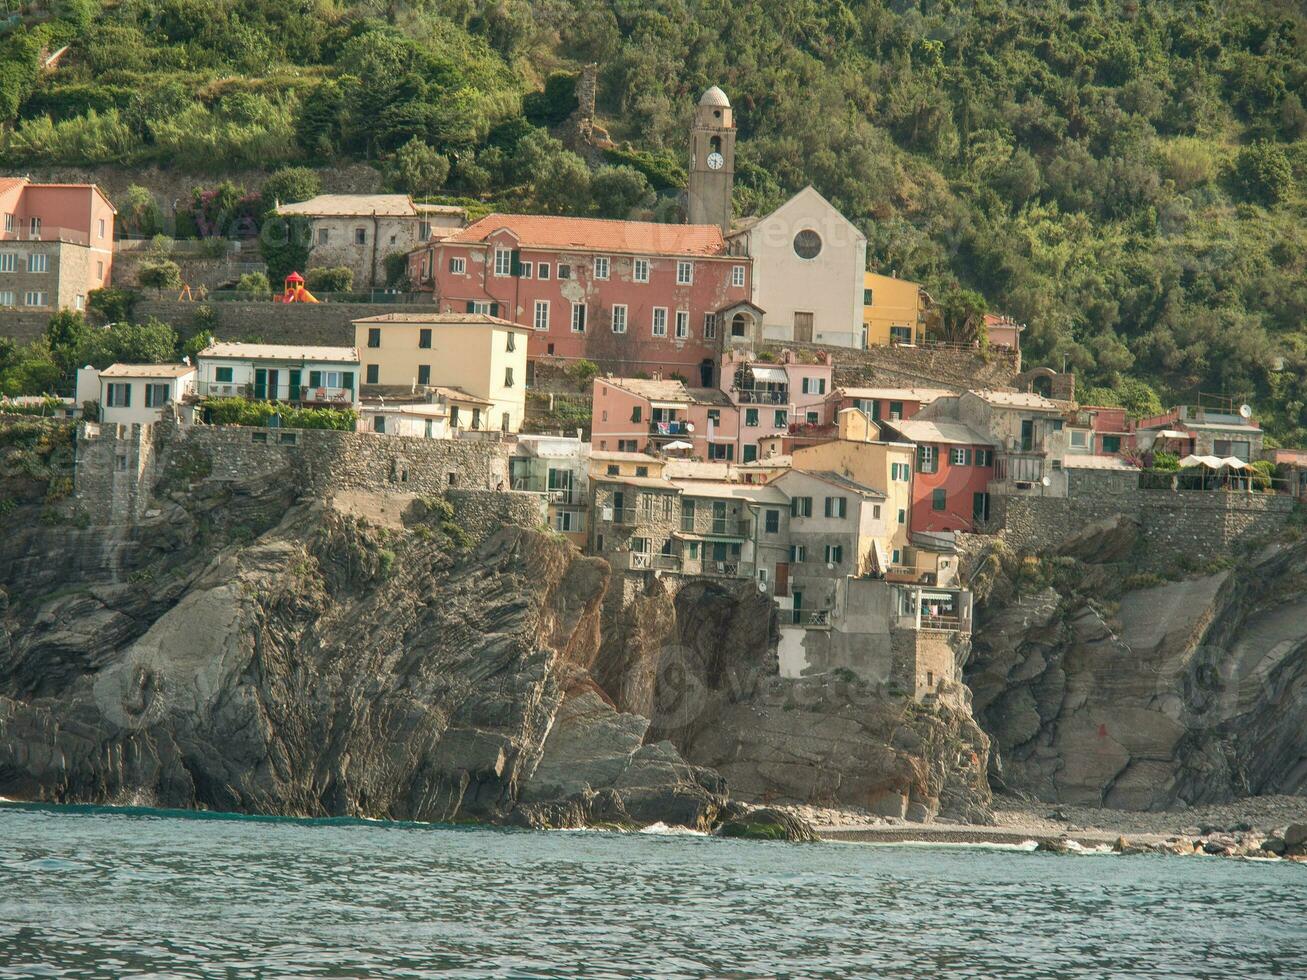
[696,559,754,579]
[710,517,751,537]
[885,566,937,585]
[195,381,356,405]
[649,419,692,437]
[791,609,832,629]
[1,225,90,247]
[602,506,638,525]
[994,453,1045,484]
[893,585,973,635]
[736,387,789,405]
[628,552,682,572]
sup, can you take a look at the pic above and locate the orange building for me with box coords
[0,178,115,312]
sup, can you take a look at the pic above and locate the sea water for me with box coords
[2,802,1304,978]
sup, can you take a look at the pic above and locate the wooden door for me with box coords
[775,562,789,597]
[794,312,813,342]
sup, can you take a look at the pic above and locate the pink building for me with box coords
[984,313,1023,352]
[1084,406,1136,456]
[591,348,835,464]
[407,213,754,385]
[880,418,998,533]
[825,386,953,425]
[0,178,115,312]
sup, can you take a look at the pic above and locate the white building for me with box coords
[357,401,451,439]
[79,363,196,426]
[728,186,867,349]
[274,194,466,288]
[195,343,360,407]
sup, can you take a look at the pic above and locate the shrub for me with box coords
[1234,141,1294,204]
[137,259,183,296]
[307,266,354,293]
[236,271,272,295]
[386,138,449,197]
[259,167,321,214]
[567,359,599,384]
[202,398,356,431]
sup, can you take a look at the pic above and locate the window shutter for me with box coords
[823,497,832,518]
[448,257,457,272]
[342,372,354,390]
[510,250,521,276]
[490,303,500,317]
[466,301,475,313]
[309,371,322,387]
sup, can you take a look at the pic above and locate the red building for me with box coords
[825,386,953,424]
[407,213,754,385]
[880,418,998,532]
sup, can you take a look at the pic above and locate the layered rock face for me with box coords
[0,426,726,827]
[595,577,993,822]
[967,519,1307,809]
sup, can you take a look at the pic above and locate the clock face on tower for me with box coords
[706,151,724,171]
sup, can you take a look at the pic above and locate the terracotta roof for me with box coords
[445,213,728,256]
[803,470,887,499]
[352,313,521,328]
[430,386,492,406]
[99,363,195,378]
[601,377,690,402]
[199,342,358,362]
[673,480,788,504]
[275,194,416,217]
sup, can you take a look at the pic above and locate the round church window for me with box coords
[793,229,822,259]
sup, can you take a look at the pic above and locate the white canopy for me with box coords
[1180,454,1248,470]
[662,440,694,451]
[749,365,788,384]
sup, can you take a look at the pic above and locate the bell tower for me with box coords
[687,86,735,233]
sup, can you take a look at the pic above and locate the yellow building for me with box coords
[352,313,529,433]
[862,271,930,348]
[789,408,917,570]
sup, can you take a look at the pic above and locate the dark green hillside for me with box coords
[1,1,1304,441]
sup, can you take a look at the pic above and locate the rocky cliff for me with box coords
[0,420,726,828]
[0,418,996,827]
[966,516,1307,809]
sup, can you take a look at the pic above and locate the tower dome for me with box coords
[699,86,730,108]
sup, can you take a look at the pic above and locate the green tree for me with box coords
[533,150,592,214]
[78,319,179,369]
[181,329,215,363]
[260,167,321,213]
[1234,141,1294,204]
[44,311,91,378]
[236,271,272,295]
[259,214,312,283]
[87,288,136,325]
[387,138,450,197]
[590,165,653,218]
[120,185,163,238]
[937,288,988,345]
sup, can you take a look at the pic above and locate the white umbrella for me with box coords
[663,440,694,451]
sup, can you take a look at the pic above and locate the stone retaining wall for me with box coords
[0,311,54,345]
[74,420,515,524]
[446,488,548,542]
[758,340,1020,391]
[992,468,1295,569]
[133,299,426,346]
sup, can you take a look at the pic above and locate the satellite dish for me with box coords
[1239,404,1253,419]
[757,580,767,593]
[685,422,695,433]
[1041,476,1052,487]
[826,562,835,570]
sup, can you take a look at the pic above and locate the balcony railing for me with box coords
[629,552,682,571]
[791,609,832,628]
[995,453,1045,483]
[1,225,90,247]
[736,388,789,405]
[195,381,355,404]
[649,419,691,436]
[709,518,751,537]
[603,506,637,525]
[697,559,754,579]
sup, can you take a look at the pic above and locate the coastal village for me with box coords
[2,86,1305,706]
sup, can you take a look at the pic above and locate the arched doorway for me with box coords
[1032,375,1053,398]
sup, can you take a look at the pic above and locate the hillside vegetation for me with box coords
[1,1,1305,441]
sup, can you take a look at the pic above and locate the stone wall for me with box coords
[74,420,515,525]
[758,339,1019,391]
[992,468,1295,569]
[446,488,548,541]
[0,311,54,344]
[132,299,428,346]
